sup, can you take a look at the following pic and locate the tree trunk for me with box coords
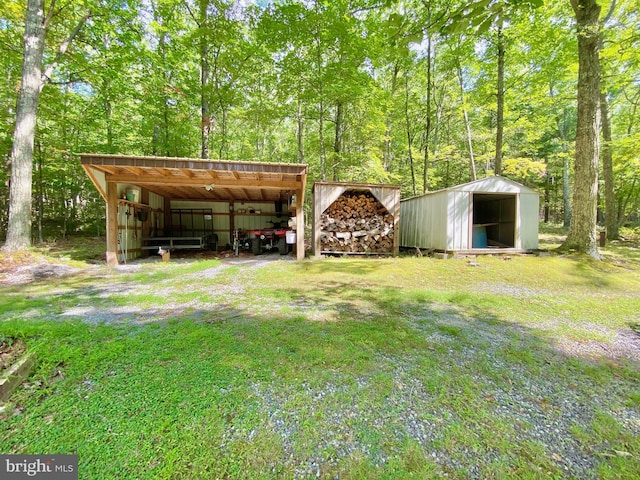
[544,158,550,223]
[551,83,572,227]
[405,74,417,195]
[219,104,228,159]
[431,85,445,186]
[332,100,344,180]
[383,63,399,171]
[319,99,326,180]
[36,140,43,244]
[563,154,572,227]
[104,77,115,154]
[3,0,46,252]
[494,25,505,176]
[599,1,618,239]
[456,62,477,181]
[423,31,433,192]
[562,0,601,259]
[200,0,210,159]
[156,7,171,157]
[600,91,618,239]
[297,98,304,163]
[314,0,326,180]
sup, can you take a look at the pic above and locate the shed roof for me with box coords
[80,154,308,203]
[401,176,538,202]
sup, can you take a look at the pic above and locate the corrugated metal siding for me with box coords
[117,204,139,262]
[167,200,290,247]
[449,191,470,250]
[149,192,163,211]
[399,199,417,248]
[519,193,539,249]
[432,193,450,249]
[400,191,450,250]
[399,196,421,248]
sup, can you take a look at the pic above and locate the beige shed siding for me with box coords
[168,200,288,247]
[93,170,107,198]
[149,192,164,211]
[519,193,540,250]
[117,203,140,262]
[400,191,449,250]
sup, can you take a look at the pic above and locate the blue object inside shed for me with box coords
[472,225,488,248]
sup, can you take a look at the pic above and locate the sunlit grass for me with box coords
[0,238,639,478]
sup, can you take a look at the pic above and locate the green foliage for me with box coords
[1,0,640,238]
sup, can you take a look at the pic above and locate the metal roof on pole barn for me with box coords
[400,176,539,254]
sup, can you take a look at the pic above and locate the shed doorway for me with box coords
[471,193,516,248]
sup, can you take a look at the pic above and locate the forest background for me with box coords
[0,0,638,246]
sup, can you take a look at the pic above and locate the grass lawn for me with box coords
[0,232,639,479]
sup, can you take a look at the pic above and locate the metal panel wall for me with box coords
[519,193,540,249]
[449,191,471,250]
[400,191,450,250]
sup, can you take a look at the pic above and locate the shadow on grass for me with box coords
[33,236,107,263]
[0,267,638,479]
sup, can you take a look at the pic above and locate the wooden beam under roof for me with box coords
[123,166,145,176]
[105,173,302,190]
[179,168,196,178]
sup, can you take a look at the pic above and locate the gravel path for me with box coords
[1,255,638,477]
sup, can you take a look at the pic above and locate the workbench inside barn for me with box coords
[141,235,215,251]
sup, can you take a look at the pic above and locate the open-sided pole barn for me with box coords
[80,154,307,265]
[400,176,539,254]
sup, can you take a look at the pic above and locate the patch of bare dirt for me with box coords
[0,262,86,285]
[0,338,27,374]
[554,328,640,366]
[0,251,92,286]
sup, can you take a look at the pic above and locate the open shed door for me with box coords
[471,193,516,248]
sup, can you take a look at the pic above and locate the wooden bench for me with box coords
[141,235,212,251]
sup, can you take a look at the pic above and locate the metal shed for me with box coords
[400,176,539,253]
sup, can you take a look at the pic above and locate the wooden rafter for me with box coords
[80,155,308,260]
[105,173,301,191]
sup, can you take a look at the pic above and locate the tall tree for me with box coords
[561,0,602,259]
[456,55,477,181]
[440,0,543,177]
[494,22,505,175]
[3,0,89,251]
[599,0,618,239]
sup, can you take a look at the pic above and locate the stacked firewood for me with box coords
[319,191,395,253]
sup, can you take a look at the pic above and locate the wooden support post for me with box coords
[296,188,305,261]
[141,189,150,256]
[106,182,119,266]
[163,197,171,235]
[312,185,322,258]
[392,187,400,257]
